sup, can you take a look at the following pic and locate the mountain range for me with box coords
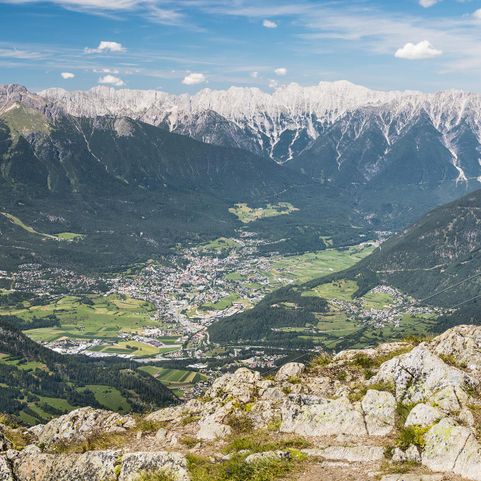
[0,84,364,271]
[2,81,481,273]
[41,81,481,181]
[42,81,481,230]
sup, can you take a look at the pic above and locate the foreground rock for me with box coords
[361,389,396,436]
[3,325,481,481]
[0,455,14,481]
[280,389,396,437]
[423,418,481,481]
[119,452,189,481]
[429,325,481,372]
[275,362,305,382]
[280,394,368,436]
[11,448,119,481]
[29,407,136,447]
[370,345,476,411]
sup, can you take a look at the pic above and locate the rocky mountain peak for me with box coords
[1,325,481,481]
[37,81,481,183]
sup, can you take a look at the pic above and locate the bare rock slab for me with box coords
[119,452,189,481]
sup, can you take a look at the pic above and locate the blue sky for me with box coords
[1,0,481,93]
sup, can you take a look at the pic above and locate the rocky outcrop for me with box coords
[429,325,481,372]
[370,344,476,410]
[4,325,481,481]
[8,448,190,481]
[206,367,263,403]
[391,445,421,464]
[404,403,444,427]
[361,389,396,436]
[196,403,232,441]
[422,418,481,481]
[275,362,305,382]
[10,448,119,481]
[119,452,189,481]
[30,407,136,447]
[280,394,368,437]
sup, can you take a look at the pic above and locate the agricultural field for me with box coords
[229,202,299,223]
[139,366,207,396]
[89,340,178,358]
[0,294,160,345]
[201,293,241,311]
[269,244,375,285]
[302,279,359,301]
[199,237,241,253]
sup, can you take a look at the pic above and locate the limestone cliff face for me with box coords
[2,325,481,481]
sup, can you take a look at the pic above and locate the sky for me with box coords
[1,0,481,94]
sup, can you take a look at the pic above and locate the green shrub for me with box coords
[135,418,167,433]
[308,353,331,370]
[180,414,201,426]
[187,452,302,481]
[396,425,429,450]
[180,435,198,448]
[223,431,310,454]
[266,418,282,432]
[225,413,254,434]
[352,354,375,370]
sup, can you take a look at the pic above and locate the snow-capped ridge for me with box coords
[34,80,481,171]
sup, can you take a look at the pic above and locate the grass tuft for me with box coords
[134,470,176,481]
[187,451,303,481]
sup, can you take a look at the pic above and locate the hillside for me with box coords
[2,325,481,481]
[0,84,368,272]
[210,189,481,351]
[41,82,481,231]
[0,318,177,426]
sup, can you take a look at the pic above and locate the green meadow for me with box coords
[139,366,207,396]
[267,244,376,285]
[0,294,160,346]
[0,211,84,241]
[229,202,299,224]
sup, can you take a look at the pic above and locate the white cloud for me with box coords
[262,19,277,28]
[182,72,206,85]
[3,0,189,27]
[149,4,186,25]
[93,67,120,74]
[98,74,125,86]
[394,40,442,60]
[85,41,125,54]
[419,0,439,7]
[250,71,259,78]
[0,48,42,59]
[473,9,481,20]
[268,79,279,88]
[3,0,140,10]
[274,67,287,76]
[61,72,75,79]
